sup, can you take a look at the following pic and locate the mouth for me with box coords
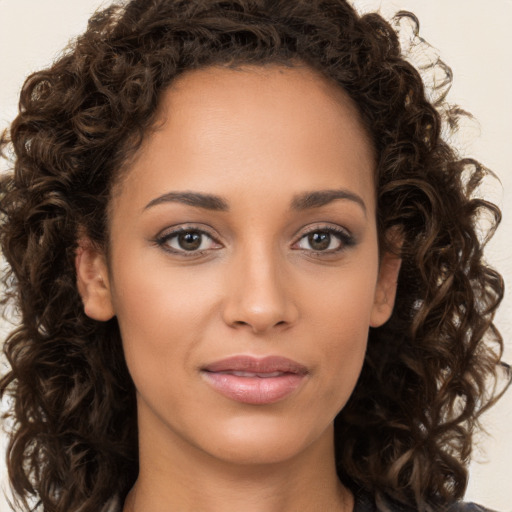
[201,355,308,405]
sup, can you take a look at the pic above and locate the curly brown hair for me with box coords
[0,1,508,511]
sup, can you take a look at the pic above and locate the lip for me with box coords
[201,355,308,405]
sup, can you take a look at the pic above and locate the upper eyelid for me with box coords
[291,223,353,245]
[157,224,219,240]
[296,224,351,237]
[157,222,351,239]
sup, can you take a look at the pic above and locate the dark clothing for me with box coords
[354,491,496,512]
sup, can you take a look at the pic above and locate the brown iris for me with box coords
[308,231,331,251]
[178,231,202,251]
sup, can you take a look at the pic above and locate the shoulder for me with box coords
[353,492,498,512]
[447,503,498,512]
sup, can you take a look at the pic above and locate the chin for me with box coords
[194,414,332,466]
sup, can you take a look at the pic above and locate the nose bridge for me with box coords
[222,237,297,333]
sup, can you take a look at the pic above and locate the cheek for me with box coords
[304,259,379,404]
[109,259,217,391]
[306,255,379,339]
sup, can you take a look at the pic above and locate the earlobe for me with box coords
[370,250,402,328]
[75,239,115,321]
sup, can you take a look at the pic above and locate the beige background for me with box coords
[0,0,510,510]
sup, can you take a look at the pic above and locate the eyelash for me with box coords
[154,226,220,257]
[296,225,355,255]
[154,225,355,258]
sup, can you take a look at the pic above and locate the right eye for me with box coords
[155,227,221,255]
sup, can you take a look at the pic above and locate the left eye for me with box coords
[295,229,348,252]
[158,229,219,253]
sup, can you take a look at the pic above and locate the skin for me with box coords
[76,64,401,512]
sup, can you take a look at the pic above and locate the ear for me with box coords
[75,238,115,321]
[370,243,402,329]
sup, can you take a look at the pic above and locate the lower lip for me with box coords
[202,372,305,405]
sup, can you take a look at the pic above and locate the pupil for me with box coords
[179,232,202,251]
[309,232,330,250]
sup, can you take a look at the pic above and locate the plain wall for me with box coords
[0,0,510,510]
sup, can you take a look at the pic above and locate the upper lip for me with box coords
[202,355,309,375]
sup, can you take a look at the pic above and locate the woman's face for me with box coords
[77,65,400,468]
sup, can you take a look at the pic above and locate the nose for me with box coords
[221,246,299,334]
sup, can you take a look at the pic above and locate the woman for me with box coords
[0,1,508,511]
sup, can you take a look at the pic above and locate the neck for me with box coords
[123,415,352,512]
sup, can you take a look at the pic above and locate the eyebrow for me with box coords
[290,189,367,215]
[144,188,366,215]
[144,192,229,211]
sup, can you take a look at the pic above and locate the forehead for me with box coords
[159,63,366,121]
[156,64,373,161]
[114,64,376,213]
